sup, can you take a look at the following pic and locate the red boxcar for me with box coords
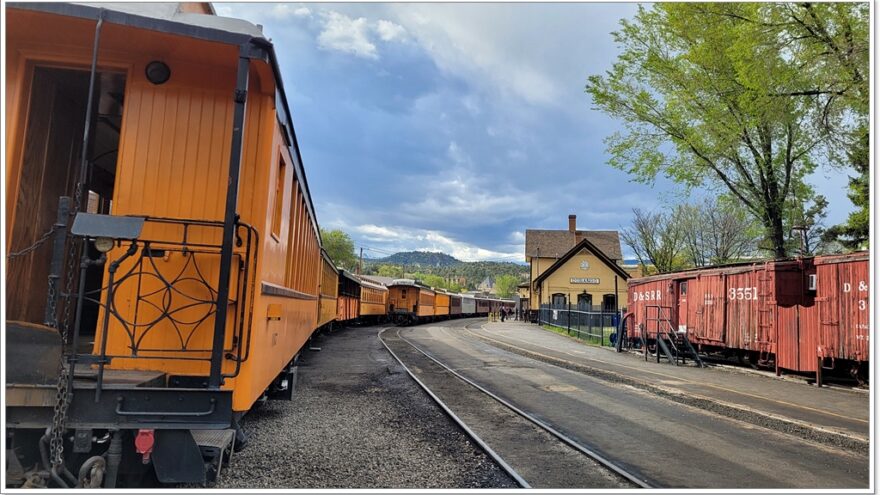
[813,252,870,369]
[626,252,869,379]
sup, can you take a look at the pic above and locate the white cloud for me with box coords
[353,224,522,262]
[317,11,378,59]
[374,19,407,42]
[271,3,312,19]
[354,224,402,241]
[385,4,561,106]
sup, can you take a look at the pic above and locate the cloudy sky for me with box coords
[218,3,854,262]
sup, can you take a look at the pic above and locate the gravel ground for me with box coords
[217,325,518,489]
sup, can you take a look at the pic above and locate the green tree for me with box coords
[495,275,519,298]
[586,3,860,258]
[419,274,446,289]
[758,4,868,250]
[376,264,404,278]
[320,229,357,271]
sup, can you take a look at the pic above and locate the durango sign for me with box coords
[570,277,600,284]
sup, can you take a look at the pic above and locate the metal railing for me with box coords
[538,304,622,347]
[65,216,258,398]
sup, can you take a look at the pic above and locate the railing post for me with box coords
[44,197,71,327]
[210,44,251,389]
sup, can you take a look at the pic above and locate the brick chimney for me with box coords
[568,214,576,233]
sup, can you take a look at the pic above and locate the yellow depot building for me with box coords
[525,215,629,312]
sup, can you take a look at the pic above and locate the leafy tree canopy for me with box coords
[495,275,520,298]
[587,3,868,258]
[321,229,357,271]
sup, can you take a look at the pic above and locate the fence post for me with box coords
[589,311,594,344]
[567,302,571,335]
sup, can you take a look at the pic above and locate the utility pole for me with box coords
[358,247,363,275]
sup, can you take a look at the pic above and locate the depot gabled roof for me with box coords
[525,229,622,261]
[532,237,630,287]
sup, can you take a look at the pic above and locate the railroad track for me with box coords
[378,324,651,489]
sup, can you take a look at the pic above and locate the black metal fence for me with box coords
[538,304,622,347]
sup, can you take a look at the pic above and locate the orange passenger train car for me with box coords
[318,250,340,329]
[358,276,389,323]
[5,3,328,486]
[387,279,435,324]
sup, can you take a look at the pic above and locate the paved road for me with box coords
[471,321,869,439]
[400,319,869,489]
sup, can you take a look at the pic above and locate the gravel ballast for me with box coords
[217,325,518,489]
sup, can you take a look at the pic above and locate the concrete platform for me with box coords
[467,321,869,440]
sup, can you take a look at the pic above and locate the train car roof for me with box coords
[812,250,869,265]
[339,270,362,284]
[11,2,323,246]
[357,277,388,291]
[389,279,434,292]
[629,256,826,285]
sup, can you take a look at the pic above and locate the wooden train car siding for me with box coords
[318,254,339,328]
[627,253,868,374]
[6,6,326,413]
[359,281,388,317]
[418,289,436,317]
[815,253,870,363]
[461,295,476,315]
[450,294,462,316]
[435,292,451,317]
[337,271,361,321]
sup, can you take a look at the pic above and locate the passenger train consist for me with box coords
[624,251,869,384]
[3,3,510,488]
[3,2,870,490]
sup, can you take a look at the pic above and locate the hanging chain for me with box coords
[6,226,60,261]
[48,182,85,471]
[45,10,105,477]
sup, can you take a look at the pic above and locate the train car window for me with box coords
[680,282,688,296]
[401,289,407,299]
[284,182,301,288]
[272,157,286,239]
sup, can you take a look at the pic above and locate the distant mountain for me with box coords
[363,250,528,292]
[373,251,461,267]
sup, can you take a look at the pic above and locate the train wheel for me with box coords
[746,351,762,369]
[851,363,868,387]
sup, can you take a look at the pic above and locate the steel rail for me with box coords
[376,327,531,489]
[397,321,654,489]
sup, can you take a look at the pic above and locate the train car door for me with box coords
[676,280,688,333]
[7,66,126,342]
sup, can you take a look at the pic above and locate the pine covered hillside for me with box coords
[362,251,527,292]
[372,251,460,267]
